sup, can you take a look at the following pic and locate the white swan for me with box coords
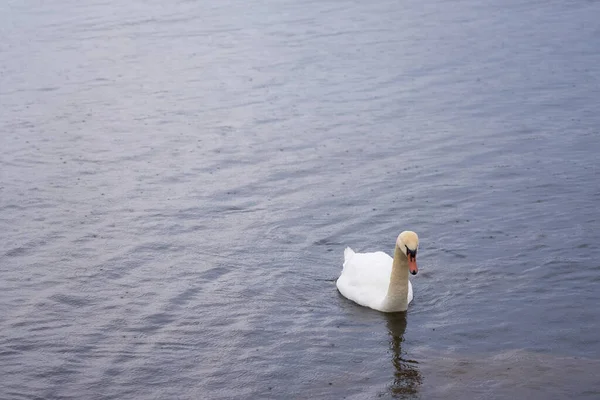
[336,231,419,313]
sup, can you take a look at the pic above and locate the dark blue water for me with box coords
[2,0,600,398]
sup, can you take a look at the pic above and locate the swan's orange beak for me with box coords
[407,251,418,275]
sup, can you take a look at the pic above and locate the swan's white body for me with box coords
[336,231,419,313]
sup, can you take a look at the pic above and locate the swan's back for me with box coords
[336,248,395,310]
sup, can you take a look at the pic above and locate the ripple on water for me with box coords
[2,0,600,399]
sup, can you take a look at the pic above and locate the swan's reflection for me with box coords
[384,312,422,397]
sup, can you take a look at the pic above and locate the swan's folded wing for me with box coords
[337,251,393,309]
[341,251,392,285]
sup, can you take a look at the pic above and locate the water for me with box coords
[1,0,600,398]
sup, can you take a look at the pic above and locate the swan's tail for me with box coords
[343,247,355,263]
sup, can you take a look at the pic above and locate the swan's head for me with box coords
[397,231,419,275]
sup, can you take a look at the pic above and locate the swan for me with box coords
[336,231,419,312]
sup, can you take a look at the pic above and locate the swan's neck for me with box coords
[384,245,410,311]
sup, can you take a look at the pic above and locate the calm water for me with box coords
[2,0,600,398]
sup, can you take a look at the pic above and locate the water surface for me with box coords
[2,0,600,398]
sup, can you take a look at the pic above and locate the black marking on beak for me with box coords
[405,245,417,262]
